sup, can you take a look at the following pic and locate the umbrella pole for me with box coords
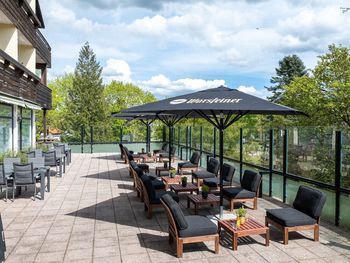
[219,120,224,219]
[146,123,151,153]
[168,125,172,169]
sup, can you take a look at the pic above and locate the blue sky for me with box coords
[40,0,350,98]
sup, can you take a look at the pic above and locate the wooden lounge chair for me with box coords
[222,169,261,210]
[177,151,200,175]
[191,157,219,188]
[265,185,326,245]
[203,163,236,192]
[161,194,219,257]
[140,175,179,219]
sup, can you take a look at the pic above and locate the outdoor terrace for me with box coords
[0,153,349,263]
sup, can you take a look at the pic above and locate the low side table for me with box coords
[187,194,220,215]
[170,183,199,195]
[161,175,181,190]
[218,218,269,250]
[141,154,157,163]
[155,166,174,176]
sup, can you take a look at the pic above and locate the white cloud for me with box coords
[139,74,225,97]
[63,65,74,74]
[237,85,270,98]
[103,59,132,83]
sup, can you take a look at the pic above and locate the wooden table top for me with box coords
[219,217,267,233]
[161,175,181,183]
[171,183,198,192]
[187,193,220,204]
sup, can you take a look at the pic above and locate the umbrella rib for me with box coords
[194,110,219,129]
[224,112,248,129]
[210,110,221,128]
[223,111,233,127]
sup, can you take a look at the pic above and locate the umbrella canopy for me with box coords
[120,86,304,116]
[120,86,305,215]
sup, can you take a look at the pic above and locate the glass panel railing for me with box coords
[243,127,269,168]
[224,125,240,161]
[340,194,350,229]
[342,130,350,190]
[271,173,283,201]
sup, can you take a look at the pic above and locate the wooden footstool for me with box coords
[187,194,220,215]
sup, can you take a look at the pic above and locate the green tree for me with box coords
[36,74,74,136]
[104,81,159,142]
[266,54,307,102]
[283,45,350,128]
[66,42,107,133]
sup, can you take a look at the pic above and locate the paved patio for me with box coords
[0,153,349,263]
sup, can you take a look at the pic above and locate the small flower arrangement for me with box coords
[169,168,176,178]
[235,206,248,227]
[181,176,187,187]
[201,184,209,199]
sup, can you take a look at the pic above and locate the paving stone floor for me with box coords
[0,153,349,263]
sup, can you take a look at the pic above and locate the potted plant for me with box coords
[181,176,187,187]
[163,160,168,168]
[169,168,176,178]
[236,206,247,224]
[201,185,209,199]
[147,152,152,157]
[141,148,145,154]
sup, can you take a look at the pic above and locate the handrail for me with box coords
[19,0,42,28]
[36,30,51,51]
[0,49,41,82]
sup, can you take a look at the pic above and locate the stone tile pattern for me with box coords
[0,153,349,263]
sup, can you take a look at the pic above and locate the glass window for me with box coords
[0,104,13,153]
[22,108,32,118]
[18,108,32,150]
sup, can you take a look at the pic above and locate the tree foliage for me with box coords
[266,54,307,103]
[66,42,107,131]
[283,44,350,128]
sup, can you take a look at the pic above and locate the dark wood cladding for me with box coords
[0,50,52,109]
[0,0,51,67]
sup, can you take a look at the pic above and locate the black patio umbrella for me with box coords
[112,112,158,153]
[120,86,305,215]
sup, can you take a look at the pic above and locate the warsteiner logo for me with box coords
[170,99,188,105]
[169,98,242,105]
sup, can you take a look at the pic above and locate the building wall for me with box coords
[0,24,18,60]
[18,44,36,74]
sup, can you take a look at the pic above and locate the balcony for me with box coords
[0,49,52,109]
[0,0,51,67]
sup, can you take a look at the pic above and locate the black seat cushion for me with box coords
[241,170,261,192]
[179,215,217,237]
[203,178,230,187]
[222,187,256,199]
[293,186,326,219]
[150,179,165,190]
[207,158,220,174]
[266,207,317,227]
[192,170,216,179]
[154,191,179,204]
[161,194,188,230]
[178,162,197,168]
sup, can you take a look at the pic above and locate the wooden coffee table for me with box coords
[170,183,199,195]
[187,194,220,214]
[155,166,173,176]
[218,218,269,250]
[141,154,157,163]
[161,175,181,190]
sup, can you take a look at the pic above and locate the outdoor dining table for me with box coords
[5,167,50,200]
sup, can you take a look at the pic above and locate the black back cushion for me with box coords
[141,174,156,202]
[207,158,219,174]
[161,194,188,230]
[241,170,261,192]
[190,152,200,165]
[222,164,236,183]
[134,167,144,178]
[293,186,326,219]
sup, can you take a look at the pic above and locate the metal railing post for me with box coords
[282,129,288,203]
[81,125,84,153]
[335,131,342,226]
[189,126,192,157]
[177,127,181,156]
[90,126,93,154]
[213,127,217,158]
[119,127,123,143]
[269,129,274,197]
[200,126,203,166]
[240,128,243,181]
[185,126,189,160]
